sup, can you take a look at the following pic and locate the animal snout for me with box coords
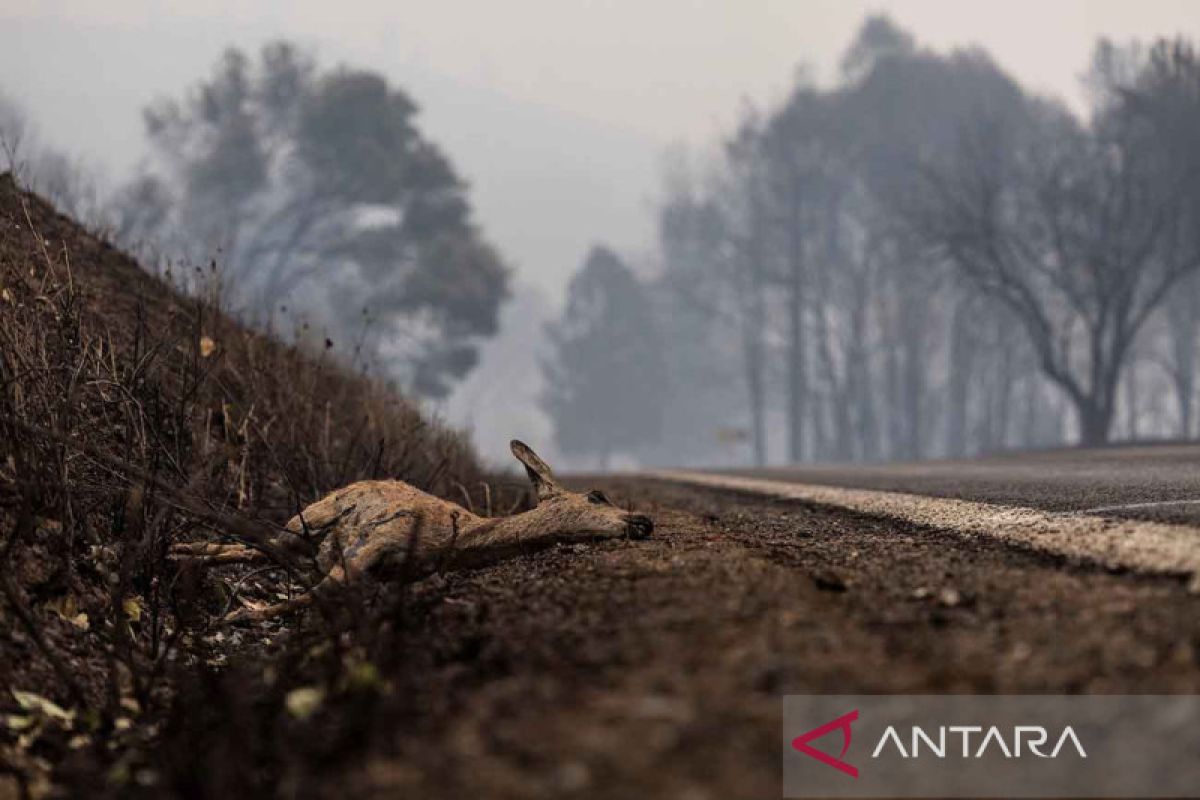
[625,513,653,540]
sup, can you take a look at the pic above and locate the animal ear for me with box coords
[510,440,562,502]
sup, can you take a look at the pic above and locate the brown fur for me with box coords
[170,440,652,623]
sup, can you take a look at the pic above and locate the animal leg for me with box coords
[169,541,270,566]
[222,565,348,625]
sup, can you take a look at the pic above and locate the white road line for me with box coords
[1080,499,1200,514]
[647,470,1200,592]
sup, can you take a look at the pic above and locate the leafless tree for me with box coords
[656,122,773,466]
[0,90,29,174]
[912,94,1200,444]
[1116,39,1200,438]
[630,21,1200,468]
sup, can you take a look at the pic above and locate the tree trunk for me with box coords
[992,328,1015,450]
[1124,364,1139,441]
[848,289,877,461]
[1020,375,1039,448]
[944,299,973,458]
[743,327,767,466]
[884,328,902,459]
[814,304,850,461]
[1077,401,1113,447]
[894,286,926,461]
[786,202,806,463]
[901,333,924,460]
[742,190,770,467]
[1167,290,1198,438]
[1179,371,1195,440]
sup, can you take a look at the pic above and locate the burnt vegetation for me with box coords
[0,173,520,796]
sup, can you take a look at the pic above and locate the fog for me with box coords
[3,1,1200,468]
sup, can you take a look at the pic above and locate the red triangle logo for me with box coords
[791,709,859,778]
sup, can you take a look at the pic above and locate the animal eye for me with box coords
[587,490,610,505]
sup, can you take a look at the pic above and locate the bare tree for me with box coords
[722,121,774,466]
[1116,39,1200,438]
[656,124,777,467]
[760,90,823,462]
[0,90,28,174]
[635,20,1200,467]
[912,92,1200,444]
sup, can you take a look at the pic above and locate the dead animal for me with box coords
[170,440,653,623]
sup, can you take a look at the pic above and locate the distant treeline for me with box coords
[542,16,1200,467]
[1,42,510,401]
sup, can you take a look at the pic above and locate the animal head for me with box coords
[510,440,653,540]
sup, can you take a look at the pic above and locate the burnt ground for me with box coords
[329,478,1200,800]
[0,172,502,798]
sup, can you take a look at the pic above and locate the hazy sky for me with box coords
[3,0,1200,303]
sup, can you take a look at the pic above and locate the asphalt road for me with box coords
[708,443,1200,525]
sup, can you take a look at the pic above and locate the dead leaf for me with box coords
[46,594,76,618]
[45,595,89,630]
[344,660,383,692]
[12,690,73,722]
[122,597,143,622]
[4,714,34,731]
[199,336,216,358]
[285,687,324,720]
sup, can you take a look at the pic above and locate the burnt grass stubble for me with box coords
[3,172,1200,798]
[0,173,527,797]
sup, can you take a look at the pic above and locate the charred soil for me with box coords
[3,176,1198,798]
[337,477,1200,799]
[0,173,506,797]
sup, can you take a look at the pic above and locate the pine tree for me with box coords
[542,246,665,468]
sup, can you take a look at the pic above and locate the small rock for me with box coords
[1009,641,1033,662]
[555,761,591,791]
[937,588,962,608]
[812,570,848,592]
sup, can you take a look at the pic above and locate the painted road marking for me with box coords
[647,470,1200,591]
[1079,499,1200,514]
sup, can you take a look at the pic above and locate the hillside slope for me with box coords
[0,173,499,795]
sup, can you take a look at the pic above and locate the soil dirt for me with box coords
[333,477,1200,799]
[6,173,1199,797]
[0,172,497,798]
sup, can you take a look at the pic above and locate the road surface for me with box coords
[648,444,1200,591]
[706,443,1200,524]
